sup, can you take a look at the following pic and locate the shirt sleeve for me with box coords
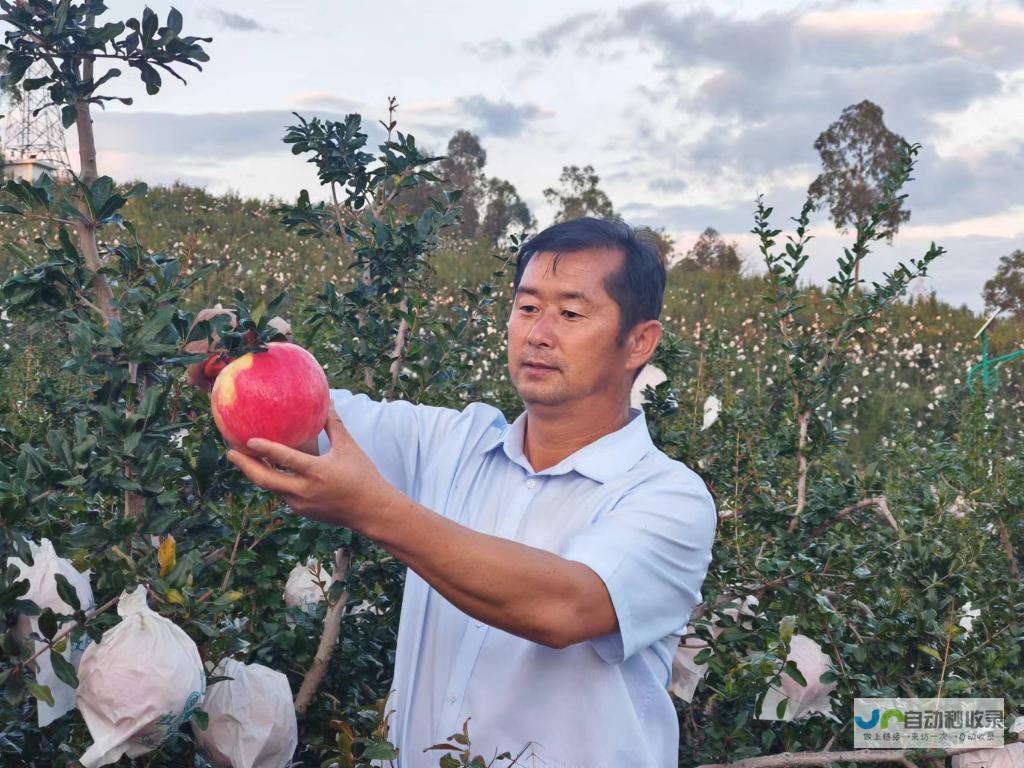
[317,389,500,502]
[559,471,717,664]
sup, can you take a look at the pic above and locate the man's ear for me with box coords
[629,320,662,365]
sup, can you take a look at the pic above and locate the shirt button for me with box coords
[526,478,536,489]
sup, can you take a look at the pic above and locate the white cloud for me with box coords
[287,92,362,112]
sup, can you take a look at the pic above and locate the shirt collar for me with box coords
[478,406,654,483]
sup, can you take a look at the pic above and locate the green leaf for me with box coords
[38,608,59,641]
[190,708,209,731]
[88,177,114,216]
[779,615,796,643]
[693,647,713,665]
[194,434,220,495]
[167,7,183,35]
[135,61,161,95]
[784,659,808,687]
[359,741,398,759]
[50,652,78,689]
[775,697,789,719]
[26,680,55,708]
[53,573,81,611]
[917,644,943,661]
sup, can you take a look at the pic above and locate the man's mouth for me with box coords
[524,363,558,375]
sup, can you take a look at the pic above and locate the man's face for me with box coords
[507,247,646,409]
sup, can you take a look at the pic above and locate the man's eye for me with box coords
[518,306,581,319]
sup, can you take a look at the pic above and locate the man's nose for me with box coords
[526,310,558,345]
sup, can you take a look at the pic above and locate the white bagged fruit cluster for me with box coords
[196,657,298,768]
[283,554,379,618]
[76,585,206,767]
[7,538,95,727]
[282,557,332,627]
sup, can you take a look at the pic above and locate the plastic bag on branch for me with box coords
[76,585,206,768]
[195,657,298,768]
[282,557,332,627]
[670,596,763,703]
[755,634,839,722]
[7,537,95,726]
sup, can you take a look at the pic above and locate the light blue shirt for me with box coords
[321,389,717,768]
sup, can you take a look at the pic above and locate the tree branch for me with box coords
[17,592,121,672]
[994,515,1019,579]
[810,496,898,538]
[294,547,351,715]
[788,409,812,532]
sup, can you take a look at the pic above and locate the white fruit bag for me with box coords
[195,657,298,768]
[756,634,839,722]
[282,558,331,627]
[669,596,763,703]
[76,585,206,767]
[7,537,95,726]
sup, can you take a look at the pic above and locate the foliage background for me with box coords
[0,4,1020,768]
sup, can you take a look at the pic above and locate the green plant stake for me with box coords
[967,307,1024,395]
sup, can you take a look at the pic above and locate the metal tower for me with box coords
[2,60,73,182]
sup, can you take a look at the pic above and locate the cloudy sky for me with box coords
[43,0,1024,312]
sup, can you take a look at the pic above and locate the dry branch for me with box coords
[811,496,898,538]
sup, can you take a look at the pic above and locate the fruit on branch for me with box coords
[202,354,230,382]
[211,342,330,453]
[76,586,205,767]
[194,657,298,768]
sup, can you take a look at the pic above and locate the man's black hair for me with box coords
[513,217,667,386]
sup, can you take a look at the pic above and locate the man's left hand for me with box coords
[227,403,395,531]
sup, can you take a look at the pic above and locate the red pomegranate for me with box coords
[211,342,330,453]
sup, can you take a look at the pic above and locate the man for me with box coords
[187,217,717,767]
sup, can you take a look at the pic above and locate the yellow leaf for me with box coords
[158,535,176,577]
[52,637,68,654]
[164,588,186,606]
[222,590,244,603]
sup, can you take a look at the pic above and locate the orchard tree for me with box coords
[479,176,534,244]
[758,140,944,532]
[680,227,741,273]
[407,129,536,244]
[807,100,910,284]
[0,0,211,322]
[983,248,1024,318]
[438,129,487,237]
[639,225,675,263]
[542,163,614,222]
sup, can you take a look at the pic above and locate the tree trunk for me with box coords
[74,53,143,520]
[73,92,117,324]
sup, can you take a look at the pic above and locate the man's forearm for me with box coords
[363,487,591,648]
